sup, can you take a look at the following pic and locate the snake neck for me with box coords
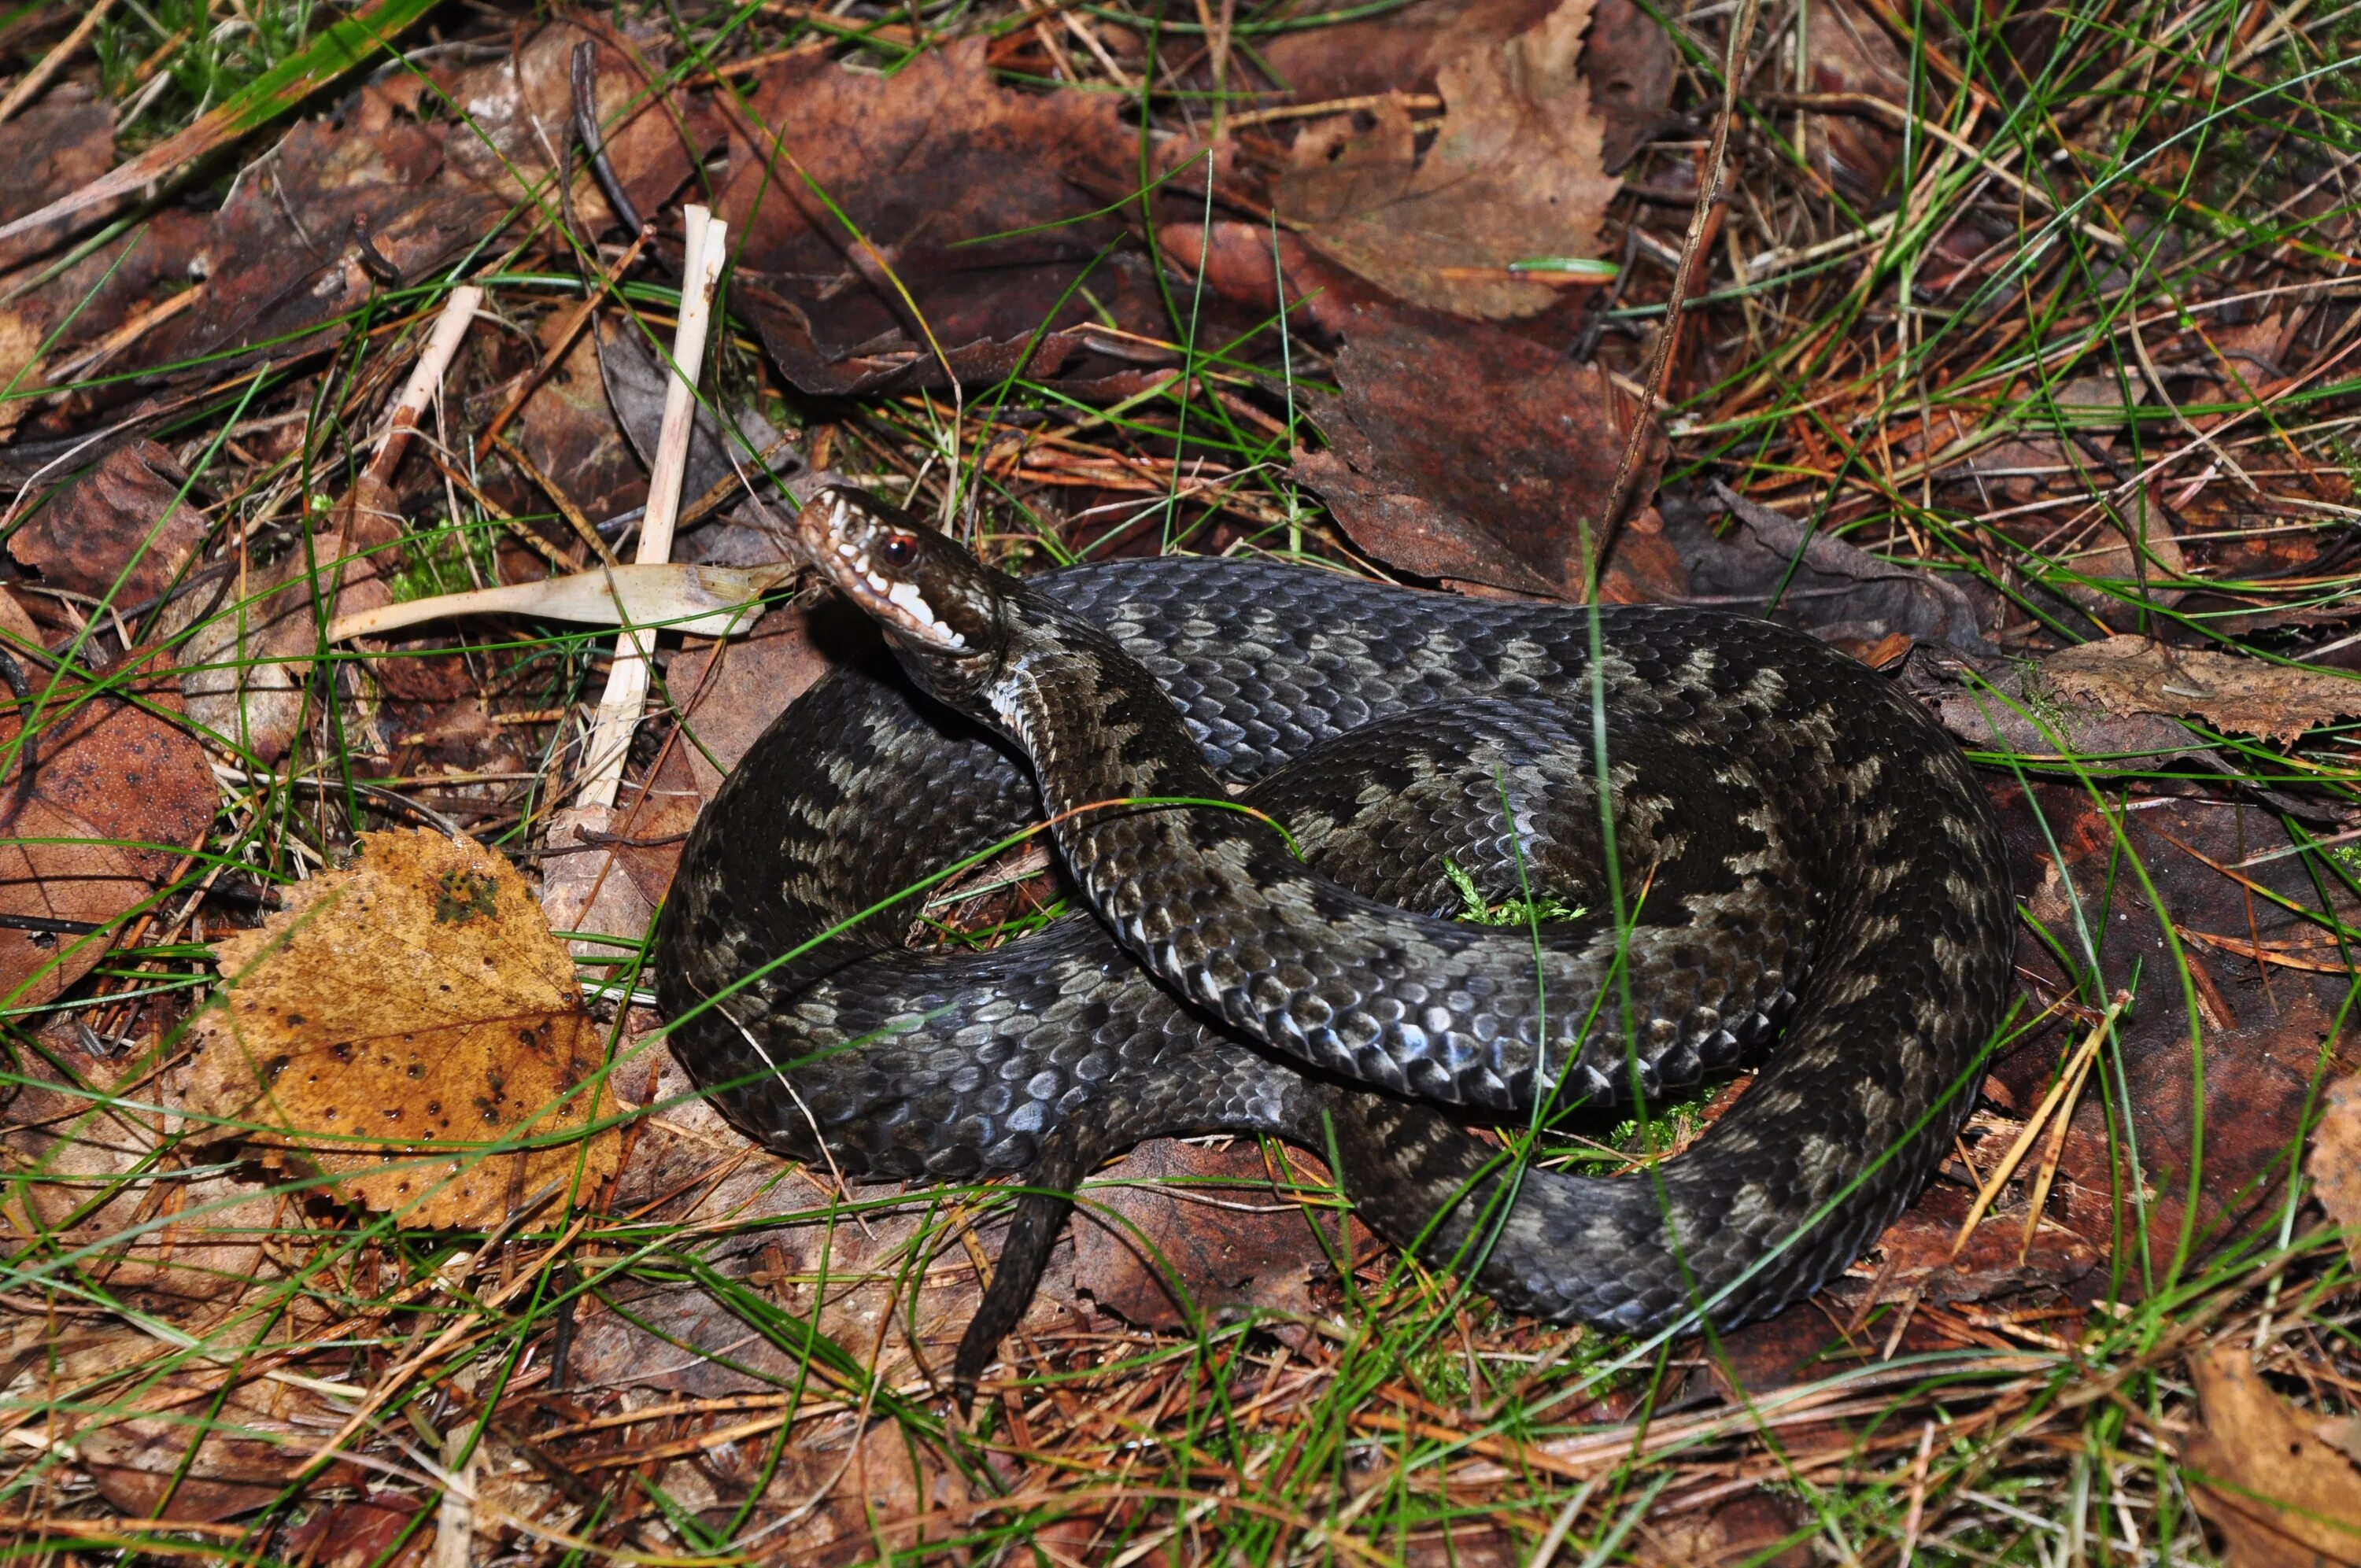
[977,598,1303,939]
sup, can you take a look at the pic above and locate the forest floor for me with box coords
[2,0,2359,1562]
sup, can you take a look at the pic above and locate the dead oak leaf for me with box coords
[183,828,617,1228]
[2042,636,2361,746]
[2183,1344,2361,1568]
[1273,0,1619,320]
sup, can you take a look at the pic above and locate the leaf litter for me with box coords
[179,827,617,1228]
[0,0,2359,1559]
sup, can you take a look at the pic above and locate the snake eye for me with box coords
[878,533,918,570]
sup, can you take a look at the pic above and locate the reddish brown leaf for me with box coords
[1292,307,1666,600]
[0,89,116,271]
[131,106,505,377]
[668,597,848,803]
[0,668,212,1006]
[718,39,1184,395]
[10,441,201,606]
[1070,1138,1351,1333]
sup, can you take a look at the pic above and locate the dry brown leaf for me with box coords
[1801,0,1911,199]
[161,481,400,761]
[0,666,214,1006]
[1273,0,1618,319]
[2308,1075,2361,1267]
[182,828,617,1228]
[1291,307,1668,600]
[719,38,1180,394]
[1263,0,1674,172]
[2042,636,2361,745]
[1070,1138,1354,1334]
[2183,1344,2361,1568]
[9,441,203,606]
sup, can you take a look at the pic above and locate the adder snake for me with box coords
[652,489,2016,1396]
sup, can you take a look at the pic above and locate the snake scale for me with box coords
[652,489,2016,1396]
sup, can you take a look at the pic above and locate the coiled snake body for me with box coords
[653,492,2015,1393]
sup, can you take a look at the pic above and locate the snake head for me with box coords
[792,487,1010,696]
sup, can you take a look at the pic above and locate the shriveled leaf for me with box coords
[131,109,506,378]
[1273,0,1618,319]
[2183,1344,2361,1568]
[183,828,617,1228]
[2308,1075,2361,1268]
[325,560,795,644]
[10,441,202,606]
[441,20,718,233]
[0,668,214,1006]
[1264,0,1673,172]
[2043,636,2361,744]
[1691,484,1997,652]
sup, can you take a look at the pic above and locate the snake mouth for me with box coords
[792,490,973,652]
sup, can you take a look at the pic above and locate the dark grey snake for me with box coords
[652,489,2016,1398]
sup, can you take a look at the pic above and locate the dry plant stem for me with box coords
[576,205,725,812]
[1593,0,1761,594]
[1950,991,2129,1256]
[373,286,484,485]
[0,0,120,127]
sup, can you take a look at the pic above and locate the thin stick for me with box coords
[370,286,484,485]
[0,0,120,129]
[1589,0,1761,599]
[575,206,725,812]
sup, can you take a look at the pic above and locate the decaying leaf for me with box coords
[718,38,1179,394]
[9,441,203,606]
[1291,308,1671,600]
[668,596,845,802]
[1070,1138,1352,1334]
[0,666,215,1006]
[2043,636,2361,745]
[3,1024,281,1310]
[1801,0,1911,199]
[181,828,618,1228]
[2183,1344,2361,1568]
[1690,485,1998,652]
[1273,0,1619,319]
[1263,0,1674,172]
[2308,1075,2361,1267]
[161,481,401,761]
[0,90,118,271]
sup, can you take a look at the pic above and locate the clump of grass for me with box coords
[1445,855,1585,926]
[95,0,340,144]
